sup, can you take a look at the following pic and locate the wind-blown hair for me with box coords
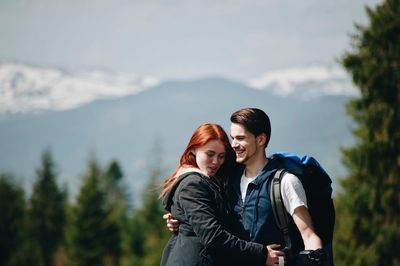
[159,123,235,198]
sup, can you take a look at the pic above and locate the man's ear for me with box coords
[256,133,267,147]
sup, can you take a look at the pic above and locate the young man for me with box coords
[165,108,325,265]
[228,108,322,254]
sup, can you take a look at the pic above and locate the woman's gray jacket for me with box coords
[160,171,266,266]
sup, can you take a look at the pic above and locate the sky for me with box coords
[0,0,382,81]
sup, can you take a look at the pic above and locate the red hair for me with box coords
[159,123,235,198]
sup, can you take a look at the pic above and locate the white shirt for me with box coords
[281,172,308,215]
[239,172,307,215]
[240,173,257,202]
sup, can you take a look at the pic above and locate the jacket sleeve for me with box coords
[178,175,267,265]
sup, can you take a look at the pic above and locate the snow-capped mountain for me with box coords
[0,65,356,203]
[247,65,358,99]
[0,62,358,114]
[0,62,160,113]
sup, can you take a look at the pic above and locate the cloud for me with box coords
[0,62,360,115]
[0,62,160,113]
[246,65,359,97]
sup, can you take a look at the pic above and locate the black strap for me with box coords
[270,169,293,258]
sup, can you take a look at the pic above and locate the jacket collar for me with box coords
[162,171,205,211]
[232,157,280,187]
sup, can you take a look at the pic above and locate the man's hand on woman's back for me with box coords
[163,213,180,232]
[266,244,285,266]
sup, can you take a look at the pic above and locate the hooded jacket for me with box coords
[160,171,266,266]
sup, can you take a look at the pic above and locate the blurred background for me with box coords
[1,0,399,265]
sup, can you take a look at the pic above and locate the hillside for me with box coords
[0,76,354,203]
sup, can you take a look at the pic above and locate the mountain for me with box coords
[247,65,358,99]
[0,63,356,204]
[0,62,159,114]
[0,63,357,205]
[0,62,357,114]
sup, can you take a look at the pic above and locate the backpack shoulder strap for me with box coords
[269,169,292,252]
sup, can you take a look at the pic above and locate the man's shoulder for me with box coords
[281,172,300,182]
[280,171,305,192]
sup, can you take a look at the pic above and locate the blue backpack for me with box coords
[269,152,335,265]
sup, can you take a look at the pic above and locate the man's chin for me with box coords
[235,157,246,164]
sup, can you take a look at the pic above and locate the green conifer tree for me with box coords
[140,171,170,266]
[129,169,169,266]
[27,149,66,266]
[104,160,130,217]
[70,157,122,266]
[129,140,170,266]
[335,1,400,265]
[103,160,131,266]
[0,173,26,266]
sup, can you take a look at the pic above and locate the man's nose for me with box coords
[231,139,238,148]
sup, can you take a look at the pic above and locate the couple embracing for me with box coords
[159,108,332,266]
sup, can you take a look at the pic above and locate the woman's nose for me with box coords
[212,156,218,164]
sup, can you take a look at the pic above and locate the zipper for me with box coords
[235,187,246,225]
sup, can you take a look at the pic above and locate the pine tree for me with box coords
[131,140,171,266]
[104,160,130,216]
[0,173,26,266]
[70,157,122,266]
[103,160,131,266]
[334,1,400,265]
[129,168,169,266]
[27,149,66,266]
[140,173,171,266]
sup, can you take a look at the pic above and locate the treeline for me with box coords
[333,0,400,265]
[0,149,171,266]
[2,1,400,265]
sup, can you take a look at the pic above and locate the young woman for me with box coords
[159,123,283,266]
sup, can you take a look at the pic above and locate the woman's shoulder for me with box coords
[179,171,208,186]
[175,171,217,197]
[176,173,219,207]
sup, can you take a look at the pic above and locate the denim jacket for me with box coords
[230,160,288,246]
[229,158,334,266]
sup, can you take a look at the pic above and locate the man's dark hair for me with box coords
[230,108,271,147]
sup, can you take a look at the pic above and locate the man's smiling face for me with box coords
[230,123,258,166]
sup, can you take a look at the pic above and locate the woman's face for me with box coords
[194,140,226,177]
